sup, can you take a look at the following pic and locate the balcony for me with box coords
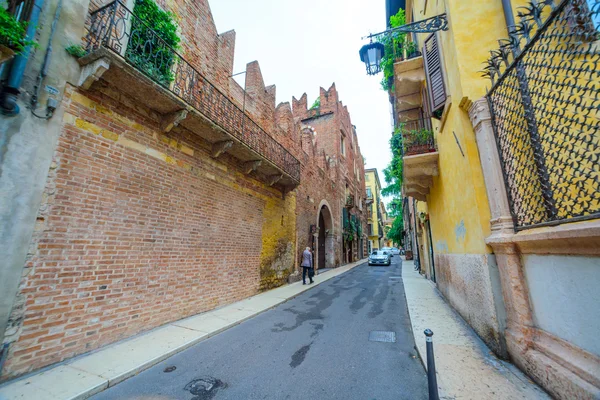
[401,118,438,201]
[393,56,425,115]
[79,1,300,189]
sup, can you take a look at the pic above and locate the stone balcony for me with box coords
[78,1,300,190]
[401,118,438,201]
[393,56,426,119]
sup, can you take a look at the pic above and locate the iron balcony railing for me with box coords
[398,117,436,156]
[85,1,301,183]
[484,0,599,230]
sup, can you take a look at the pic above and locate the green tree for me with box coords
[382,128,405,245]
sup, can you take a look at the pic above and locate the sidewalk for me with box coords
[402,258,550,400]
[0,259,366,400]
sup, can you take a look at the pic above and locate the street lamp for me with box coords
[359,13,449,76]
[359,41,385,76]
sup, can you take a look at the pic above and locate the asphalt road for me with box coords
[92,256,427,400]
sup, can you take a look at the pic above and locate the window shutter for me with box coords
[423,33,446,112]
[343,208,349,228]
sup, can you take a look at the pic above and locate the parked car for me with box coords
[381,247,393,257]
[391,247,400,255]
[368,250,391,266]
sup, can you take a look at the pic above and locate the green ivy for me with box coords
[378,9,407,92]
[0,7,36,54]
[381,129,405,246]
[310,97,320,110]
[126,0,180,86]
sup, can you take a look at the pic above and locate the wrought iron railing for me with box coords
[85,1,301,183]
[484,0,599,230]
[399,117,436,156]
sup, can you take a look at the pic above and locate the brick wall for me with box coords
[0,0,367,379]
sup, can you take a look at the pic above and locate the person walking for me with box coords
[301,247,314,285]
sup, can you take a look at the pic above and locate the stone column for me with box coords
[468,98,513,234]
[468,97,535,354]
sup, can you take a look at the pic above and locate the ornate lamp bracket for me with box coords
[363,14,449,40]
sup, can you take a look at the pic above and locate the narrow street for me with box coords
[91,257,427,400]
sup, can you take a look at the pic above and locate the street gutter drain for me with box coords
[369,331,396,343]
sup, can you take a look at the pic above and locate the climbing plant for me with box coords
[377,9,407,91]
[381,128,404,245]
[126,0,180,86]
[310,97,320,110]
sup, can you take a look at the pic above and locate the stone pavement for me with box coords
[0,259,366,400]
[402,258,550,400]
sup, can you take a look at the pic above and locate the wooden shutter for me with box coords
[343,208,349,228]
[423,33,446,112]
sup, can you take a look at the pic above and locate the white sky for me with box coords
[209,0,393,190]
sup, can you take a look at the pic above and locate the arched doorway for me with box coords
[316,201,334,271]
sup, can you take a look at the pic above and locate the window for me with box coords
[366,188,372,198]
[423,33,447,113]
[341,136,346,156]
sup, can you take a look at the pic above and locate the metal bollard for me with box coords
[424,329,440,400]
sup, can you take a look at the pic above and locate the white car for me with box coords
[391,247,400,255]
[369,250,391,266]
[381,247,394,257]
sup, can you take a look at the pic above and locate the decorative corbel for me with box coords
[211,140,233,158]
[78,57,110,90]
[160,109,188,133]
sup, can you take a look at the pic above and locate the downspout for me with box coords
[500,0,517,34]
[0,0,46,116]
[413,199,421,271]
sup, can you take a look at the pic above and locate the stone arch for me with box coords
[315,200,335,271]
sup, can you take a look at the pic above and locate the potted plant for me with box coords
[0,7,36,65]
[404,41,421,60]
[403,128,435,156]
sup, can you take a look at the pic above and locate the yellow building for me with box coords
[365,168,384,252]
[390,0,600,398]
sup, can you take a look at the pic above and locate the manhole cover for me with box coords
[184,376,226,399]
[369,331,396,343]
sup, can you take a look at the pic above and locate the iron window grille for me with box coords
[484,0,600,230]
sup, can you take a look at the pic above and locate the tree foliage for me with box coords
[378,9,406,91]
[382,127,405,246]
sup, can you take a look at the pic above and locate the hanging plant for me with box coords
[0,7,37,64]
[126,0,181,86]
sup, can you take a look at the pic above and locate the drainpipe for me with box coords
[0,0,46,116]
[501,0,517,34]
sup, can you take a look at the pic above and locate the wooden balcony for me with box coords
[79,1,300,190]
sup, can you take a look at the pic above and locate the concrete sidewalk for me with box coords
[0,259,366,400]
[402,258,550,400]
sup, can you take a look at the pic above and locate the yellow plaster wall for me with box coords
[365,170,381,237]
[258,192,297,290]
[406,0,527,255]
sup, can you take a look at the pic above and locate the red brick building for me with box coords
[292,85,368,267]
[0,0,366,379]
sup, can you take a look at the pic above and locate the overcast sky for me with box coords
[209,0,393,191]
